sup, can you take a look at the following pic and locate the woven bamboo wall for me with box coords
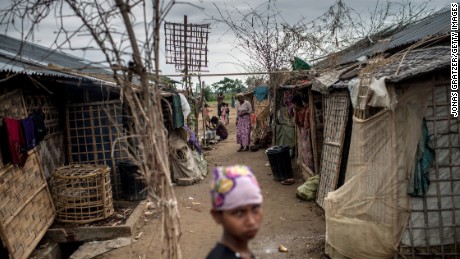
[0,89,28,169]
[0,151,55,259]
[316,92,350,209]
[399,79,460,257]
[36,134,65,178]
[66,100,129,199]
[24,94,65,178]
[24,95,60,135]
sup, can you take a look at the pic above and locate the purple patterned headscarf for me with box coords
[210,165,263,210]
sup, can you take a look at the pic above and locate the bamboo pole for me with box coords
[308,87,319,174]
[271,78,277,146]
[200,77,206,146]
[183,15,189,94]
[115,1,182,258]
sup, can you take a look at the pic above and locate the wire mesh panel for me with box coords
[399,79,460,258]
[66,100,128,199]
[50,164,114,224]
[316,92,350,209]
[0,151,55,259]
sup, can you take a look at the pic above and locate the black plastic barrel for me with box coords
[265,145,293,181]
[117,160,147,201]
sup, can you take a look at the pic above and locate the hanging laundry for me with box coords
[0,119,11,164]
[294,105,306,127]
[178,93,191,121]
[408,119,434,196]
[30,109,47,143]
[4,117,28,166]
[21,116,36,150]
[283,90,294,117]
[171,94,184,129]
[183,125,202,155]
[304,105,311,129]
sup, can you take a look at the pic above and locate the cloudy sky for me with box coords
[0,0,453,86]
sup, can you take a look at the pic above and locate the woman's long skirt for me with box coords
[237,114,251,147]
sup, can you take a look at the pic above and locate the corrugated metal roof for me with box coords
[329,46,450,89]
[375,46,450,82]
[0,53,83,78]
[338,10,450,65]
[0,34,112,80]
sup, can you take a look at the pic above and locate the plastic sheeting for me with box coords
[254,86,269,101]
[275,125,295,148]
[312,68,347,94]
[293,57,311,70]
[169,130,204,183]
[192,149,208,177]
[324,85,430,259]
[348,76,396,109]
[178,93,191,120]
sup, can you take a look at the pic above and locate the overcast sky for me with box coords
[0,0,453,87]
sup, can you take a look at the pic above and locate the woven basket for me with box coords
[50,164,114,224]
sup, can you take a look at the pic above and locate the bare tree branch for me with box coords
[0,1,183,258]
[210,0,300,83]
[288,0,439,63]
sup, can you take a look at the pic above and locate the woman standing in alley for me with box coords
[236,93,252,152]
[220,102,228,124]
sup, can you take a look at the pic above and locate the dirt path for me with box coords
[95,103,326,259]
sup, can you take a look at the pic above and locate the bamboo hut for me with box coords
[309,10,458,258]
[0,33,196,258]
[0,33,124,259]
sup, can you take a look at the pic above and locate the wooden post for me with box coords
[308,87,319,174]
[183,15,189,94]
[200,78,206,146]
[194,80,199,136]
[271,82,277,146]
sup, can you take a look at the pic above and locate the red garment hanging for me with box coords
[4,117,28,166]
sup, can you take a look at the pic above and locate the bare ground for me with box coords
[95,103,326,259]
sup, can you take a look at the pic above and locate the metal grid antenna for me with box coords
[164,18,210,72]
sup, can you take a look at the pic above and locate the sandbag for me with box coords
[296,175,319,201]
